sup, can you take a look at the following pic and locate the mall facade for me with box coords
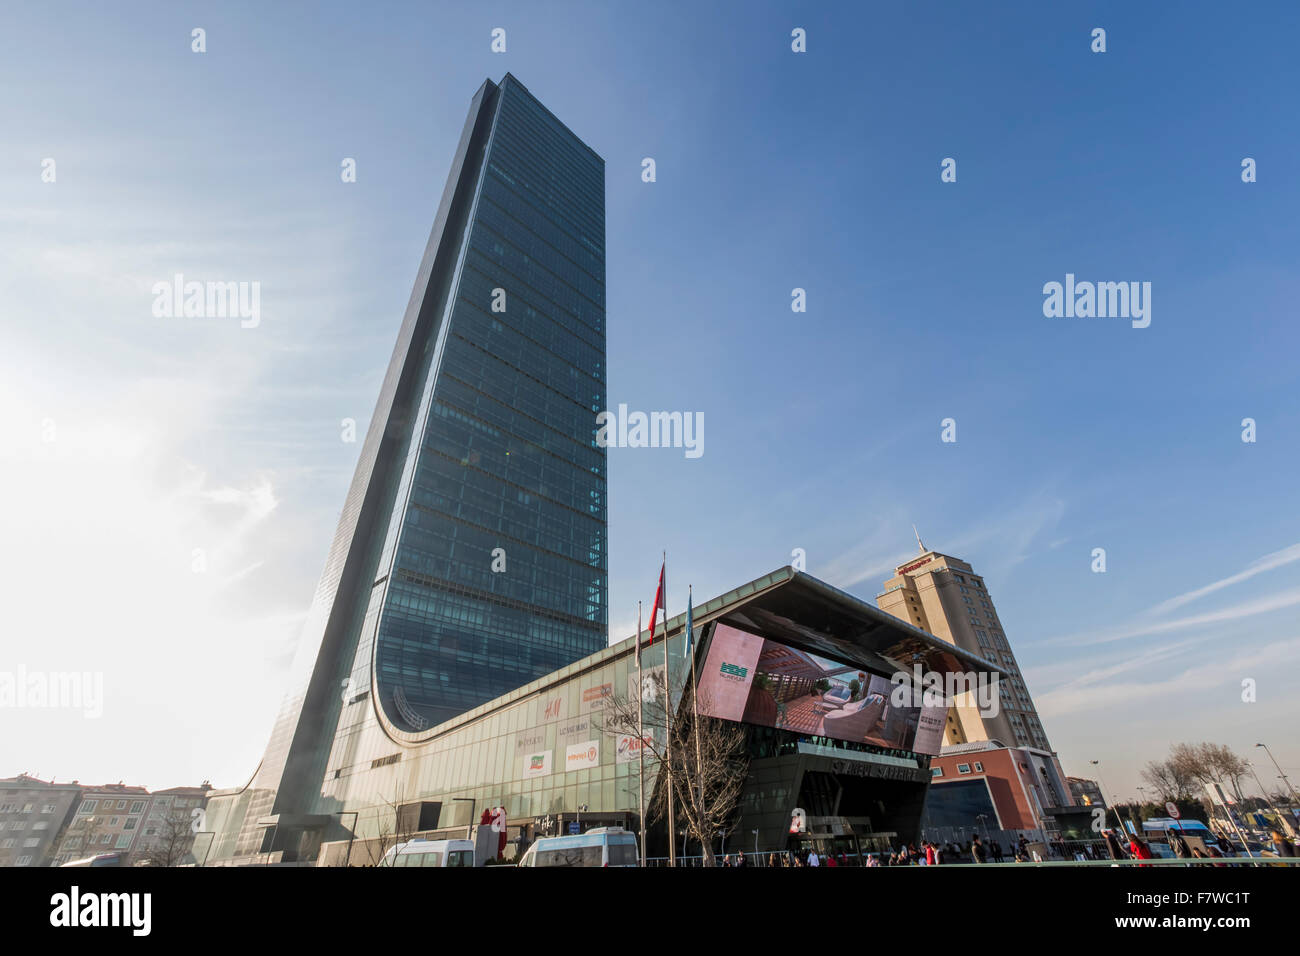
[204,567,1005,865]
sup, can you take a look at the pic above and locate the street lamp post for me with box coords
[1256,743,1299,804]
[452,797,476,841]
[337,811,359,868]
[1090,760,1128,838]
[1246,761,1293,839]
[264,823,278,867]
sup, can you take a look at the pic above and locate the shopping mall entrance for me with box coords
[782,767,927,861]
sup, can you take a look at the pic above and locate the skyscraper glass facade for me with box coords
[366,75,608,732]
[203,76,607,862]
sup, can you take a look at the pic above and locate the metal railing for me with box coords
[642,853,1300,867]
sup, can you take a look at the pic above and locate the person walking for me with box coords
[807,848,820,868]
[971,835,987,864]
[1269,830,1297,858]
[925,842,937,866]
[735,850,747,868]
[1128,834,1152,868]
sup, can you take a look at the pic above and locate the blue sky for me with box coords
[2,1,1297,799]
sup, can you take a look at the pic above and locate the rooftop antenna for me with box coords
[913,524,926,553]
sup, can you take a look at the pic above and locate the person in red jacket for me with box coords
[1128,835,1153,866]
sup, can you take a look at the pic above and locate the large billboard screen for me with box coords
[696,622,946,756]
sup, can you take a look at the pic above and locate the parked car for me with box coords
[516,826,639,868]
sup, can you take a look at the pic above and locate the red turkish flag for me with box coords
[646,562,665,649]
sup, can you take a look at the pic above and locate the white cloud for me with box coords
[1035,635,1300,719]
[1045,586,1300,648]
[1147,542,1300,616]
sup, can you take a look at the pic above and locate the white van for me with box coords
[380,838,476,868]
[516,826,639,868]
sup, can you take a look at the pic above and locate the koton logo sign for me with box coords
[565,740,599,769]
[616,734,653,765]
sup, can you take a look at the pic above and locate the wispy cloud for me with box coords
[820,517,913,592]
[1045,586,1300,648]
[1024,633,1214,691]
[1146,542,1300,616]
[1035,635,1300,719]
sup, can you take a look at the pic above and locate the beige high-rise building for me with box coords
[876,534,1054,752]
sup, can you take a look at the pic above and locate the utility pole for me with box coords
[637,600,646,867]
[662,552,675,868]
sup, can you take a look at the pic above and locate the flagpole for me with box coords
[662,551,675,867]
[637,600,646,868]
[688,584,704,854]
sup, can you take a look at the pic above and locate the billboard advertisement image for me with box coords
[696,623,945,756]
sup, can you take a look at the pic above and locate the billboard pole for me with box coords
[637,600,646,867]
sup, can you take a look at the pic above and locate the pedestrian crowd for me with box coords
[714,827,1297,867]
[719,834,1026,867]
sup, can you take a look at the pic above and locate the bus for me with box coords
[516,827,639,868]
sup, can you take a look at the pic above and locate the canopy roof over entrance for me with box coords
[659,566,1005,682]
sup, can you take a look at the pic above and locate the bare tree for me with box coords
[363,811,395,867]
[364,789,419,867]
[600,668,748,867]
[141,809,195,867]
[1169,742,1251,801]
[1201,744,1250,800]
[1141,758,1197,802]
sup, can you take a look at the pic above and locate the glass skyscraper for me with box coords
[208,74,607,861]
[369,75,608,732]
